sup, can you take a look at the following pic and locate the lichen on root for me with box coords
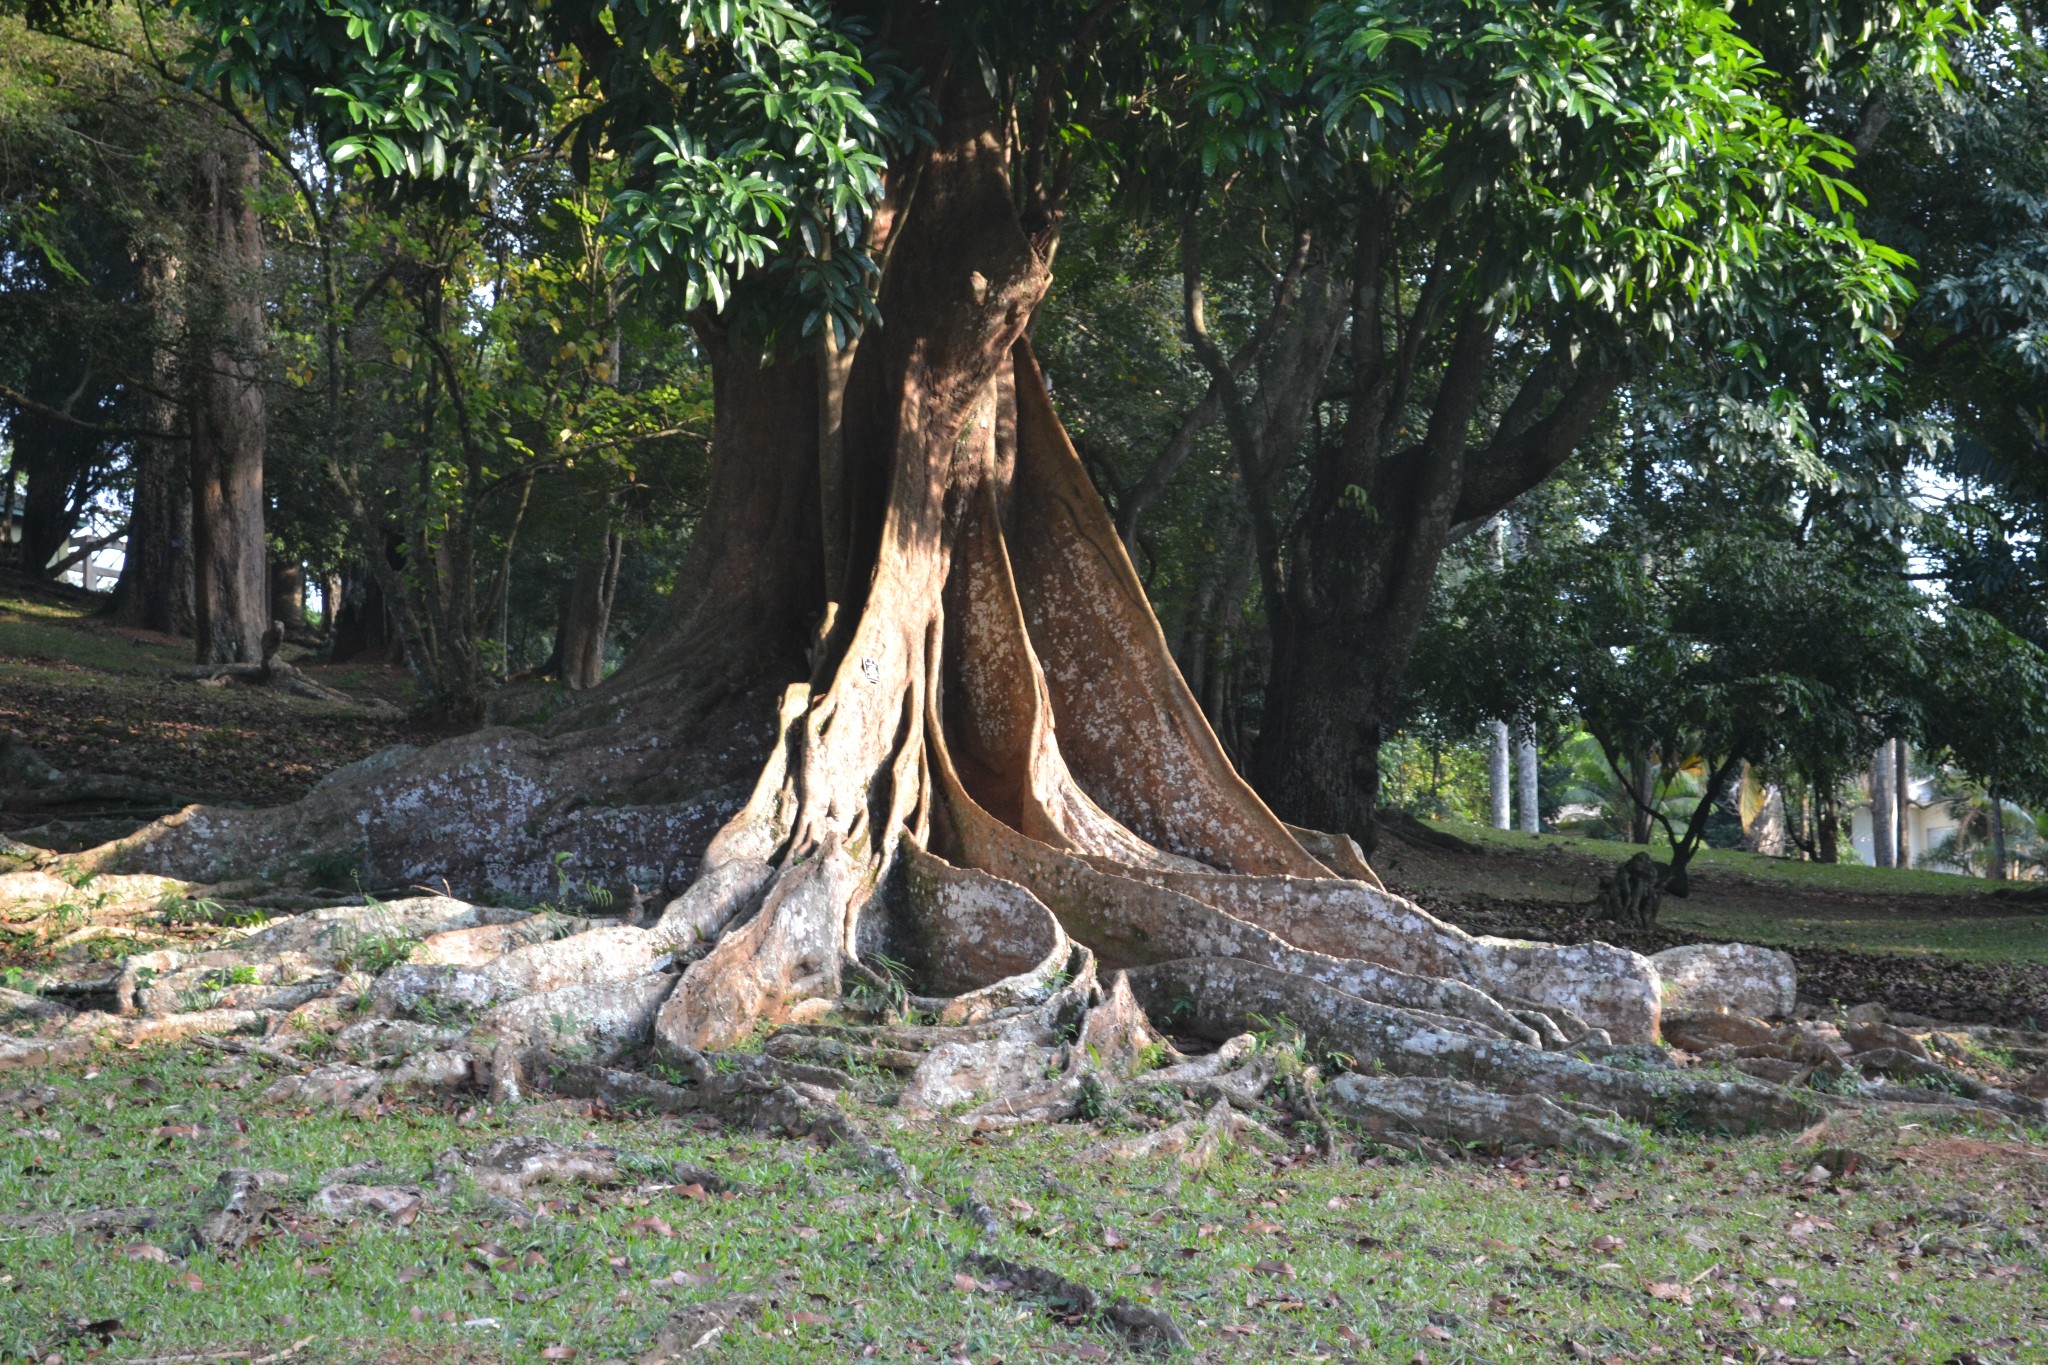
[15,96,1833,1162]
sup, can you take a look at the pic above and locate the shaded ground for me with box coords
[0,572,418,840]
[1379,821,2048,1028]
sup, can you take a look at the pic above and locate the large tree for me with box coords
[57,0,1955,1123]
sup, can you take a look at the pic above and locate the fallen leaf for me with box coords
[1253,1259,1296,1280]
[789,1312,830,1326]
[1102,1228,1128,1249]
[1246,1217,1284,1236]
[173,1272,205,1292]
[112,1243,170,1264]
[1588,1234,1625,1254]
[622,1217,674,1238]
[1646,1281,1693,1305]
[1421,1322,1453,1341]
[540,1347,575,1360]
[952,1274,979,1293]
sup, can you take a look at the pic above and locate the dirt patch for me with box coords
[0,669,413,818]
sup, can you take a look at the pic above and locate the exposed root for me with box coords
[1124,957,1822,1133]
[1323,1073,1640,1157]
[964,1252,1191,1353]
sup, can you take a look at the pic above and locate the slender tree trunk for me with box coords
[1489,722,1512,830]
[1869,744,1895,868]
[1630,754,1655,845]
[1894,739,1911,868]
[189,140,269,664]
[1989,778,2007,882]
[1516,730,1540,834]
[1816,782,1841,864]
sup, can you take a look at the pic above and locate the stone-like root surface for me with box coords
[5,340,1892,1172]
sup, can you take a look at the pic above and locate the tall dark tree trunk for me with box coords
[1989,776,2007,882]
[188,140,269,664]
[328,557,404,665]
[1816,782,1841,864]
[1894,739,1911,868]
[269,557,306,632]
[108,249,192,633]
[551,529,625,691]
[1243,199,1623,849]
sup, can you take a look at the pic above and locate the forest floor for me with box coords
[0,571,418,848]
[2,580,2045,1363]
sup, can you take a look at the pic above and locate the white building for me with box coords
[1847,771,1964,872]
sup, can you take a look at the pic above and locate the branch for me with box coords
[0,385,181,443]
[1450,358,1624,532]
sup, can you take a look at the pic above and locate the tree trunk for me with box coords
[11,402,102,581]
[1515,730,1540,834]
[1894,739,1911,869]
[1869,744,1895,868]
[1629,753,1655,845]
[328,558,405,665]
[107,248,192,633]
[1817,785,1841,864]
[1489,721,1512,830]
[551,530,625,691]
[1989,778,2007,882]
[74,58,1716,1133]
[269,558,306,633]
[188,140,269,665]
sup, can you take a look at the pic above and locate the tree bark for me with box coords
[188,140,269,665]
[74,43,1709,1133]
[1816,782,1840,864]
[1489,721,1512,830]
[107,248,192,633]
[269,558,307,633]
[1515,730,1540,834]
[1869,744,1895,868]
[1894,738,1910,868]
[1989,777,2007,882]
[328,557,405,665]
[551,529,624,691]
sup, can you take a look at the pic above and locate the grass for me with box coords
[1435,817,1999,900]
[1401,817,2048,967]
[2,1046,2044,1364]
[0,596,191,679]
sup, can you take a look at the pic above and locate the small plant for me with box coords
[176,985,225,1012]
[334,930,420,976]
[158,894,230,926]
[57,864,98,891]
[847,954,915,1021]
[0,966,37,994]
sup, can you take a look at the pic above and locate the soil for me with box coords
[1,569,420,840]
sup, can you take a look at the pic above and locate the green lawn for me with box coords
[2,1045,2043,1364]
[1434,817,1998,900]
